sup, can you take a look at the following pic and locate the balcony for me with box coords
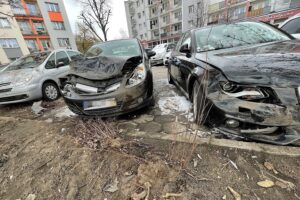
[20,28,34,35]
[248,8,264,17]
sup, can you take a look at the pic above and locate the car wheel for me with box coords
[192,81,209,125]
[42,82,60,101]
[167,69,174,84]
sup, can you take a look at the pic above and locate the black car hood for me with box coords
[69,55,142,80]
[195,40,300,87]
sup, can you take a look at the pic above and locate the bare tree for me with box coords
[79,0,112,42]
[189,0,208,28]
[76,22,100,53]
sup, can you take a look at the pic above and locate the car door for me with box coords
[170,35,184,85]
[173,32,192,91]
[43,50,70,84]
[280,17,300,40]
[55,50,71,78]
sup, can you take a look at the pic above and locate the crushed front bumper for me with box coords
[62,77,153,117]
[208,91,300,145]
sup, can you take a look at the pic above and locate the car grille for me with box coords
[0,82,11,88]
[0,88,12,93]
[0,94,28,102]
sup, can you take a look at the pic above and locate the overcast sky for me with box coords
[63,0,129,40]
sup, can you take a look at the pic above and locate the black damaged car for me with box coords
[61,39,155,116]
[168,21,300,145]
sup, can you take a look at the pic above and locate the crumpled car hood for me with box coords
[69,55,142,80]
[195,40,300,87]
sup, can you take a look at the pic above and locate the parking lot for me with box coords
[0,66,300,200]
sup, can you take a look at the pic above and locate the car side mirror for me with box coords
[56,61,65,68]
[179,44,191,54]
[147,51,156,58]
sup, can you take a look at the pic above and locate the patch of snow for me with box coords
[158,96,192,115]
[31,101,46,116]
[54,106,76,118]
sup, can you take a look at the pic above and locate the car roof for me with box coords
[279,14,300,27]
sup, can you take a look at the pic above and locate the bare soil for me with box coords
[0,116,299,200]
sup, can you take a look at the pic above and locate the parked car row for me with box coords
[0,19,300,145]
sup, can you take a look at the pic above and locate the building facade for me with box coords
[0,0,76,64]
[125,0,183,48]
[125,0,300,48]
[207,0,300,26]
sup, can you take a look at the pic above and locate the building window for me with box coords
[174,11,181,19]
[17,21,33,34]
[0,39,19,48]
[52,21,65,30]
[139,23,142,29]
[25,39,38,52]
[46,3,60,12]
[0,18,10,28]
[34,22,47,34]
[189,5,194,13]
[173,23,181,32]
[138,13,141,19]
[41,40,51,51]
[188,20,194,27]
[58,38,70,47]
[26,3,40,16]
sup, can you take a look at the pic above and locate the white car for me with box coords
[150,43,175,66]
[279,14,300,40]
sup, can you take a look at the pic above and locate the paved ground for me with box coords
[0,66,300,200]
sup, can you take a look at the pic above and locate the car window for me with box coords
[67,50,80,59]
[281,18,300,34]
[45,53,56,69]
[56,51,70,65]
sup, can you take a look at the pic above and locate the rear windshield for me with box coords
[85,39,141,58]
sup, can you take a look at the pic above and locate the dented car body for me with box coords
[169,21,300,145]
[61,39,155,116]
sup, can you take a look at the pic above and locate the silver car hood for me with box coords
[0,68,39,84]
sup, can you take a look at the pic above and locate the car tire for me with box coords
[42,82,60,101]
[192,81,209,125]
[167,69,174,85]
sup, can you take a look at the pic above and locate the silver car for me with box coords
[0,49,81,105]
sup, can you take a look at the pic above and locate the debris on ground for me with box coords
[31,101,45,116]
[103,178,119,193]
[25,194,36,200]
[162,192,183,198]
[227,187,241,200]
[257,180,275,188]
[264,162,279,174]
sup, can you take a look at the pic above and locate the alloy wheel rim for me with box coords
[45,85,58,100]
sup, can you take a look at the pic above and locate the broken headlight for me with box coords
[126,64,146,88]
[220,81,267,100]
[13,75,33,87]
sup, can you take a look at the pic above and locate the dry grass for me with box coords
[72,117,118,150]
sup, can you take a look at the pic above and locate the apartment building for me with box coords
[125,0,183,48]
[207,0,300,26]
[0,0,76,64]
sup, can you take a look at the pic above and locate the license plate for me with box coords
[83,98,117,111]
